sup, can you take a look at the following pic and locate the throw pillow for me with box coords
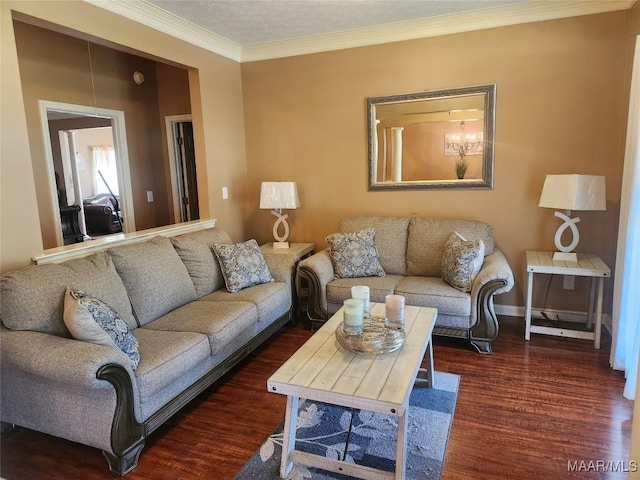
[212,239,274,293]
[325,228,386,279]
[63,287,140,370]
[441,232,485,293]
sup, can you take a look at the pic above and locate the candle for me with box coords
[351,285,370,317]
[385,294,405,329]
[343,298,364,335]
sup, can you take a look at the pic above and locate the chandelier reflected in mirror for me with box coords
[445,121,483,179]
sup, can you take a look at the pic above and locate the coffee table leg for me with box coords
[416,335,435,388]
[396,408,408,479]
[280,395,299,478]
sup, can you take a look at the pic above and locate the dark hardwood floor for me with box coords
[1,315,633,479]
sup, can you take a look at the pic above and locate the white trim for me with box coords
[84,0,242,62]
[39,101,136,245]
[85,0,634,63]
[33,219,217,264]
[164,114,192,223]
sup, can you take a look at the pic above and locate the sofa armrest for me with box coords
[473,247,514,297]
[1,329,134,386]
[262,251,299,288]
[298,249,335,321]
[467,247,514,353]
[1,329,144,457]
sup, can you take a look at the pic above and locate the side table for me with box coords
[524,251,610,349]
[261,243,315,319]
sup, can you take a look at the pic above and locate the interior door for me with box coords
[174,121,199,222]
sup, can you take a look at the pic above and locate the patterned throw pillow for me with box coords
[212,239,274,293]
[325,228,386,279]
[63,287,140,369]
[441,232,485,293]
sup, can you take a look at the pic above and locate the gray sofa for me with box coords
[0,226,296,475]
[298,216,514,354]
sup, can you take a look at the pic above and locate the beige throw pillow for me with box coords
[441,232,485,293]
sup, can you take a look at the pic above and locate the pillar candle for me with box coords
[343,298,364,335]
[385,294,405,329]
[351,285,370,317]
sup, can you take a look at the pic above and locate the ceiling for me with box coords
[146,0,531,46]
[90,0,635,62]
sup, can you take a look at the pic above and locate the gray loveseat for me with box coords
[1,226,296,475]
[298,216,514,354]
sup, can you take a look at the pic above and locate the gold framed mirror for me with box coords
[367,84,496,190]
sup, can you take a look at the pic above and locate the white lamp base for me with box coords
[553,251,578,262]
[272,241,290,249]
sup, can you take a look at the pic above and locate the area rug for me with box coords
[235,371,459,480]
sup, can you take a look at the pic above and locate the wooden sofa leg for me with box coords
[97,363,145,476]
[470,339,492,355]
[102,439,145,476]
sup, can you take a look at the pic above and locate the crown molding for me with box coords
[84,0,242,62]
[85,0,635,64]
[241,0,636,62]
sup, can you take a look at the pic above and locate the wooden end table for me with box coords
[267,303,437,479]
[524,251,610,349]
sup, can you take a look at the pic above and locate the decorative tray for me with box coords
[335,315,405,354]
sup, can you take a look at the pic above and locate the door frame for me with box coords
[165,114,193,223]
[39,100,136,245]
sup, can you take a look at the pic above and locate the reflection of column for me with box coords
[373,119,380,166]
[381,128,389,181]
[65,131,88,238]
[391,127,404,182]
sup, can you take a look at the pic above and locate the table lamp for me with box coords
[259,182,300,249]
[538,174,606,262]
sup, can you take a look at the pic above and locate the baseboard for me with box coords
[494,304,612,332]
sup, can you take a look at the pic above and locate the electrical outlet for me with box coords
[563,275,575,290]
[146,191,154,202]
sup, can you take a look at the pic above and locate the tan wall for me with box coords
[0,0,247,273]
[13,21,174,245]
[242,12,631,312]
[156,62,192,224]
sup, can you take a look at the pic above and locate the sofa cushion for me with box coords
[142,301,257,355]
[0,263,76,337]
[339,217,409,275]
[133,328,211,402]
[441,232,485,293]
[326,275,405,306]
[212,239,274,293]
[394,277,471,317]
[63,252,137,329]
[170,227,232,297]
[198,281,291,323]
[406,219,494,277]
[326,228,385,279]
[63,287,140,369]
[108,236,197,326]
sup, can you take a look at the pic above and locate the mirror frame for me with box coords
[367,84,496,191]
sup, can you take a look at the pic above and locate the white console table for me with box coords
[524,251,610,349]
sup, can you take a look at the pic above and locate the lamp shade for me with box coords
[539,174,606,211]
[259,182,300,210]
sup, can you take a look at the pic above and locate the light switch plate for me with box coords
[222,187,228,200]
[563,275,575,290]
[146,191,154,202]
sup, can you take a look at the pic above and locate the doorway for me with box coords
[166,115,199,223]
[40,101,135,246]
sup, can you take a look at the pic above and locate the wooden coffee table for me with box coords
[267,303,437,479]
